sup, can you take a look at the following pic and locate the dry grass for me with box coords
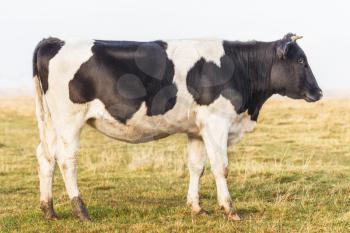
[1,97,350,232]
[0,97,35,116]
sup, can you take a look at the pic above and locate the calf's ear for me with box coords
[277,41,292,59]
[277,33,303,59]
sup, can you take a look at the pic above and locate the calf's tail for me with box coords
[33,39,55,157]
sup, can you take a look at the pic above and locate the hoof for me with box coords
[187,202,208,216]
[71,196,91,222]
[195,208,209,216]
[191,208,209,216]
[227,210,241,221]
[40,200,59,220]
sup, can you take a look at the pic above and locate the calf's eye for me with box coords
[298,58,305,64]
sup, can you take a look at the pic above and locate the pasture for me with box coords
[0,97,350,232]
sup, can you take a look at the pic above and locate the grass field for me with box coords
[1,97,350,232]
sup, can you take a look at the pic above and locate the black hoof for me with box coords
[40,199,59,220]
[71,196,91,221]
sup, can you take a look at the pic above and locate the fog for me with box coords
[0,0,349,93]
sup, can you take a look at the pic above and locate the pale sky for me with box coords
[0,0,349,92]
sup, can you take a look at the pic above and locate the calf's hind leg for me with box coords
[55,124,91,221]
[36,142,58,220]
[35,100,59,220]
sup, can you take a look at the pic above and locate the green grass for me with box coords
[1,98,350,232]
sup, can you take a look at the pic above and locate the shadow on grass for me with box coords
[236,206,263,220]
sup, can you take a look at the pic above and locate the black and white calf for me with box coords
[33,33,322,221]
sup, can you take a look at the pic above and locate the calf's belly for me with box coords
[85,99,198,143]
[87,115,195,143]
[87,118,170,143]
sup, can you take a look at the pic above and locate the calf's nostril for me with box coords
[318,89,323,97]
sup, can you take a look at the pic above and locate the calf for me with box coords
[33,33,322,221]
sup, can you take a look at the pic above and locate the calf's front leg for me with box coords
[187,136,207,214]
[201,116,241,221]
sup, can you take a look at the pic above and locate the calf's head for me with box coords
[271,33,322,102]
